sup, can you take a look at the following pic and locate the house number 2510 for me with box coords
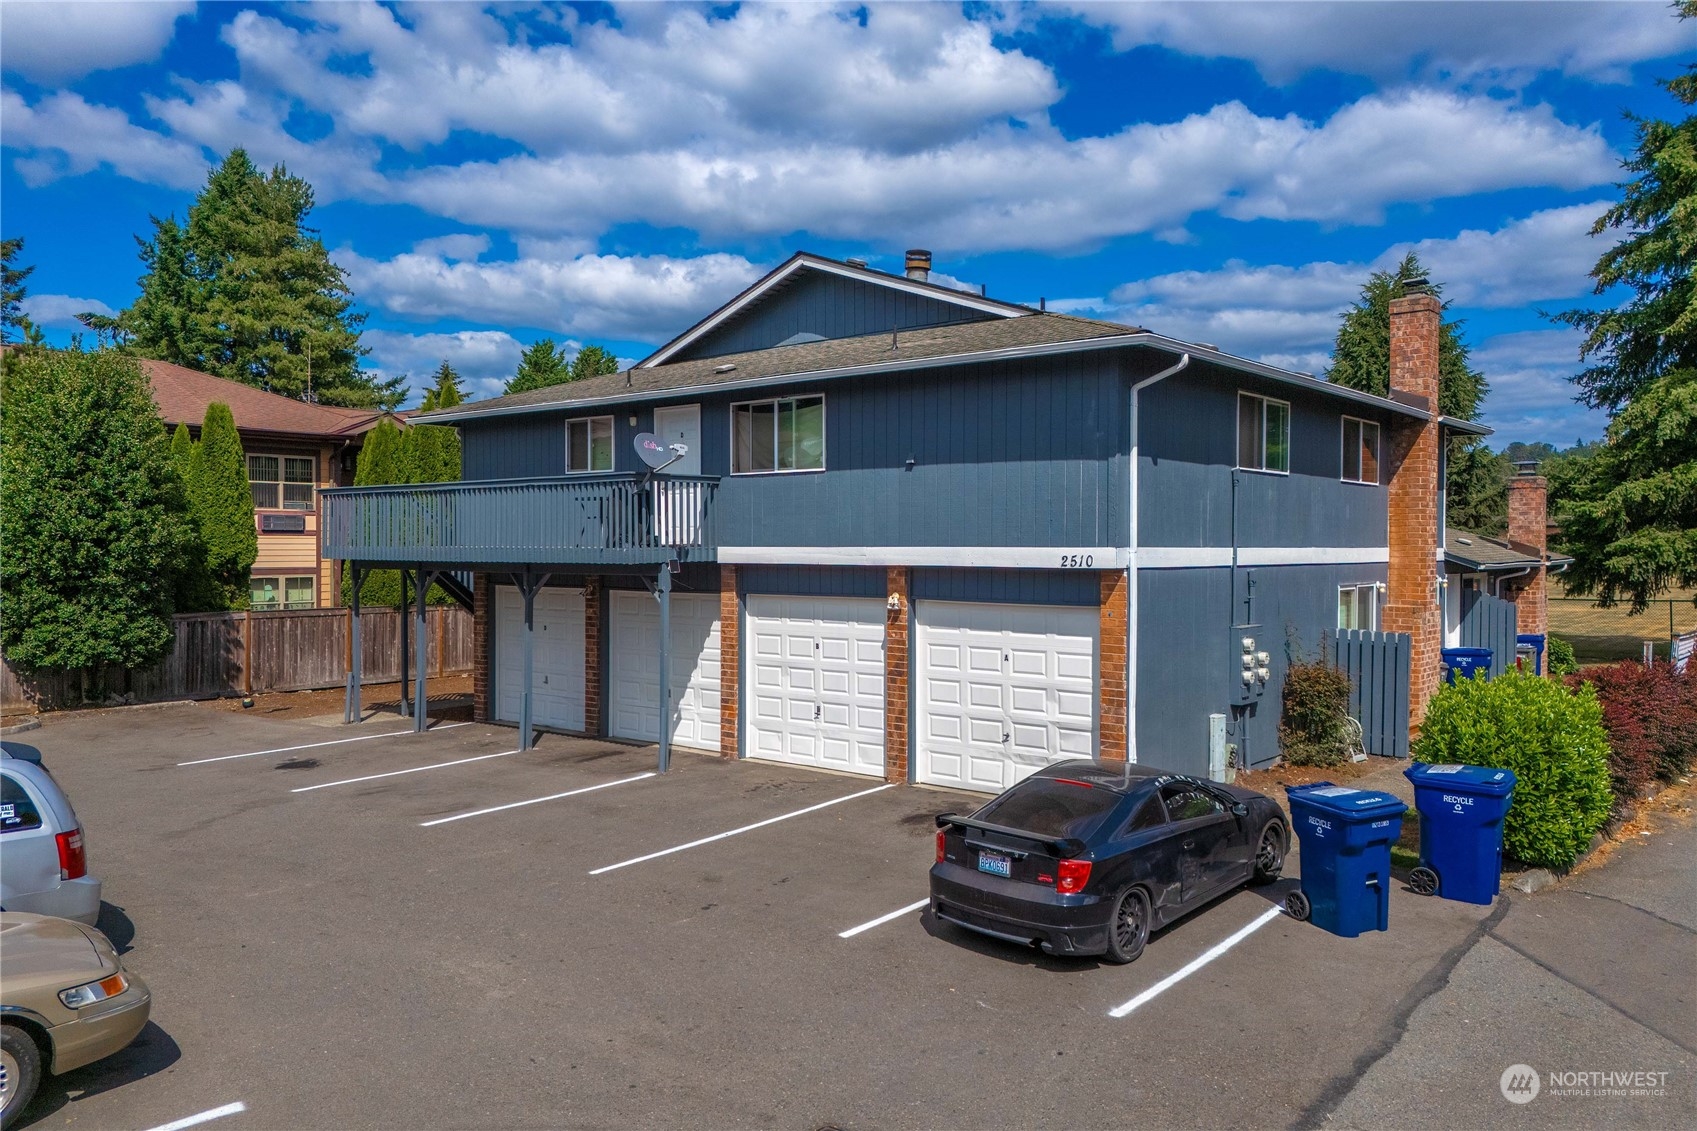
[1059,553,1095,568]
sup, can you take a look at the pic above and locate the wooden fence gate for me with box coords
[1333,629,1412,759]
[1460,590,1520,676]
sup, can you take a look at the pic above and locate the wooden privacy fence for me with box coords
[2,606,473,712]
[1333,629,1412,759]
[1459,590,1520,676]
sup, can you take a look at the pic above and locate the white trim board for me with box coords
[1135,546,1390,569]
[718,546,1130,569]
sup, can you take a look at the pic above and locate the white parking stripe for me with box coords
[176,722,471,766]
[420,772,656,826]
[838,897,929,939]
[1107,903,1285,1018]
[291,749,521,792]
[142,1101,247,1131]
[590,783,895,875]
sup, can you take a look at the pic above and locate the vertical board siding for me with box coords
[1459,590,1520,676]
[1333,630,1412,759]
[2,607,474,711]
[736,566,884,598]
[911,568,1100,606]
[673,272,999,361]
[461,414,566,481]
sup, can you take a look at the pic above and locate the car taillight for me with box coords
[936,829,946,863]
[1056,858,1092,894]
[57,828,86,880]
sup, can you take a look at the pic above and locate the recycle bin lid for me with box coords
[1404,763,1516,796]
[1285,782,1408,820]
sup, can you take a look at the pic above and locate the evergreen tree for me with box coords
[1549,7,1697,609]
[1445,444,1510,537]
[191,403,259,609]
[568,344,620,383]
[0,348,191,671]
[420,360,465,412]
[505,338,568,394]
[2,236,35,345]
[169,422,195,478]
[342,419,404,607]
[165,422,220,612]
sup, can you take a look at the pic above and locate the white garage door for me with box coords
[608,590,721,752]
[495,586,586,732]
[746,595,885,777]
[916,601,1097,794]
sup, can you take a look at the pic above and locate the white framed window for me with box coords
[731,395,825,474]
[1237,393,1290,474]
[1341,416,1381,485]
[1337,583,1381,631]
[248,454,316,511]
[252,575,315,611]
[566,416,614,473]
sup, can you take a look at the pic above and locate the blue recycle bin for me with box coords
[1403,763,1517,905]
[1285,783,1408,937]
[1441,647,1492,684]
[1516,633,1546,675]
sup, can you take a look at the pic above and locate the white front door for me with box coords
[652,404,701,476]
[608,590,721,752]
[494,586,587,731]
[745,595,886,777]
[915,601,1097,794]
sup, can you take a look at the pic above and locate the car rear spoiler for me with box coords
[934,813,1087,858]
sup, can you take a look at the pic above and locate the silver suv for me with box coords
[0,746,101,925]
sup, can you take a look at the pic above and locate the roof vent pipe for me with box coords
[846,257,868,269]
[905,249,931,282]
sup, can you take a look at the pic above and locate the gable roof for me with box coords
[1445,528,1573,572]
[636,252,1030,368]
[140,358,391,439]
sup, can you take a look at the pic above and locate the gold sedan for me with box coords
[1,913,151,1130]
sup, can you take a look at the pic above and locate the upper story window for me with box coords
[732,395,825,474]
[1338,583,1381,631]
[1342,416,1381,485]
[1237,393,1289,474]
[249,455,316,511]
[566,416,614,473]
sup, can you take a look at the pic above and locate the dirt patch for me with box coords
[1235,755,1383,793]
[204,674,474,722]
[1570,776,1695,876]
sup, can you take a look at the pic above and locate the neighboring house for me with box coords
[143,359,392,610]
[324,250,1552,788]
[1442,476,1572,672]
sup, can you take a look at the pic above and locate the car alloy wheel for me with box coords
[1252,823,1285,884]
[1105,887,1150,965]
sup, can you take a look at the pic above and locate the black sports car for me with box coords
[929,760,1288,963]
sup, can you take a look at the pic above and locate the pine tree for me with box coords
[0,348,191,671]
[192,403,259,609]
[505,338,568,394]
[2,236,35,345]
[568,344,620,383]
[420,360,465,412]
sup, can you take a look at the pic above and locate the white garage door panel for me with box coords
[745,595,885,777]
[608,591,721,752]
[916,601,1097,794]
[494,586,587,732]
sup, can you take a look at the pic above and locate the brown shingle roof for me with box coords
[1446,528,1573,571]
[140,358,389,438]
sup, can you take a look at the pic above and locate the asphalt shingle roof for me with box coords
[141,358,390,438]
[1446,528,1572,571]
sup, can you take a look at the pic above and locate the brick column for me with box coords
[1507,474,1549,646]
[583,577,602,735]
[883,567,912,785]
[718,566,740,759]
[473,573,492,723]
[1384,293,1444,729]
[1098,569,1129,762]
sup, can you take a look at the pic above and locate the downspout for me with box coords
[1492,565,1535,599]
[1126,351,1191,769]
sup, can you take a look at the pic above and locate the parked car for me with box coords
[929,760,1288,964]
[0,912,151,1130]
[0,759,100,926]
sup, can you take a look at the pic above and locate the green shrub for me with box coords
[1547,634,1579,676]
[1279,656,1354,767]
[1413,669,1612,870]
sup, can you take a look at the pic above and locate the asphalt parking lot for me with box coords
[13,703,1500,1131]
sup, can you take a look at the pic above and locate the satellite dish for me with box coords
[633,433,671,469]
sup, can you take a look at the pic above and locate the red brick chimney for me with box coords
[1506,466,1549,643]
[1383,292,1443,728]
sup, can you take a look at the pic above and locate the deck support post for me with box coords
[414,566,433,733]
[399,568,411,717]
[344,564,365,724]
[657,561,674,774]
[512,570,552,751]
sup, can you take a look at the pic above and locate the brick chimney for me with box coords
[1382,291,1443,728]
[1506,464,1549,643]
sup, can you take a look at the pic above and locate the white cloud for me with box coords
[1471,329,1608,443]
[1405,203,1609,308]
[19,293,115,329]
[339,249,762,344]
[1049,1,1684,86]
[1,89,206,189]
[0,1,193,83]
[360,328,528,402]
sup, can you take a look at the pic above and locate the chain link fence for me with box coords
[1548,597,1697,664]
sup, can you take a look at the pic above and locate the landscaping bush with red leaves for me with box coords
[1570,661,1697,804]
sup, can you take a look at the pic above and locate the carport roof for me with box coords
[1445,528,1574,572]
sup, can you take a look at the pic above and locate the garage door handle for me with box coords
[1001,730,1010,744]
[814,704,821,721]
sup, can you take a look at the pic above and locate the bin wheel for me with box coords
[1284,890,1311,921]
[1410,866,1439,897]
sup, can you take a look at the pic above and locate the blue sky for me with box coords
[3,2,1691,445]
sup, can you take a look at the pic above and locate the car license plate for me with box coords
[977,851,1012,878]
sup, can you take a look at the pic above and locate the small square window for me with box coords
[1237,393,1289,474]
[1342,417,1380,484]
[566,417,614,472]
[1338,584,1381,631]
[249,453,315,511]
